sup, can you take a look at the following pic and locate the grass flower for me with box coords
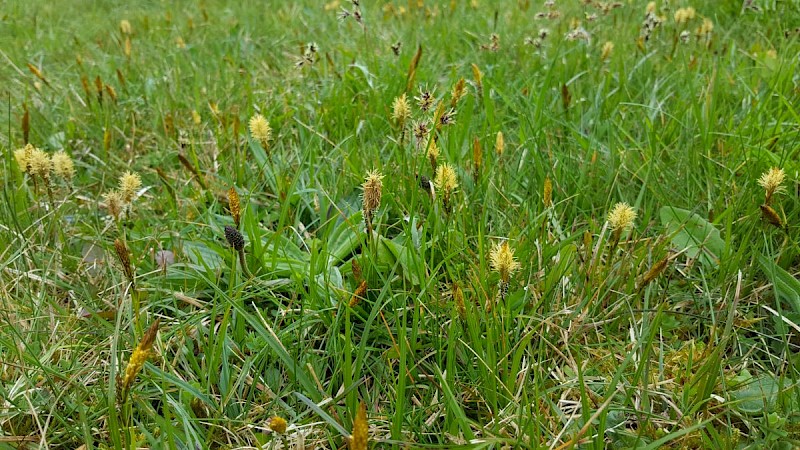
[543,176,552,208]
[412,120,430,149]
[453,282,466,319]
[119,19,132,35]
[228,187,241,228]
[450,78,466,107]
[674,7,695,24]
[350,402,368,450]
[104,190,124,222]
[608,202,636,232]
[601,41,614,61]
[415,88,436,113]
[489,240,520,306]
[758,167,785,205]
[119,171,142,203]
[52,151,75,182]
[434,163,458,214]
[426,140,440,172]
[760,204,783,229]
[608,202,636,251]
[269,416,288,434]
[114,238,135,286]
[362,170,384,234]
[349,280,368,307]
[391,93,411,126]
[120,318,160,402]
[14,143,34,173]
[495,131,505,156]
[249,113,272,150]
[29,147,52,181]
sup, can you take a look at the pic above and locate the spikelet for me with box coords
[120,318,160,401]
[14,143,35,173]
[489,240,521,284]
[249,114,272,150]
[52,151,75,182]
[494,131,505,156]
[119,19,132,35]
[758,167,785,205]
[104,191,123,221]
[362,170,384,233]
[760,204,783,229]
[608,202,636,232]
[269,416,288,434]
[114,239,135,285]
[224,225,245,251]
[228,187,241,228]
[434,163,458,214]
[543,176,553,208]
[351,258,363,282]
[471,63,483,98]
[349,402,368,450]
[450,78,466,108]
[600,41,614,61]
[119,171,142,203]
[349,280,368,307]
[415,88,435,113]
[29,148,52,181]
[639,255,669,288]
[391,93,411,127]
[426,139,440,172]
[453,282,466,319]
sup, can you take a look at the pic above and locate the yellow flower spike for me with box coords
[350,402,368,450]
[249,113,272,150]
[758,167,785,205]
[52,151,75,182]
[607,202,636,232]
[362,170,384,234]
[268,416,288,434]
[391,93,411,126]
[120,318,160,402]
[119,171,142,203]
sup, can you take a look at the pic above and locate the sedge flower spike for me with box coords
[362,170,384,233]
[758,167,785,205]
[249,114,272,149]
[607,202,636,232]
[119,171,142,203]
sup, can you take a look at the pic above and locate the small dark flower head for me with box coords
[225,225,245,250]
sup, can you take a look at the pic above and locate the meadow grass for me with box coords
[1,0,800,448]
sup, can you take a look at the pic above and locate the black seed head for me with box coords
[225,225,245,250]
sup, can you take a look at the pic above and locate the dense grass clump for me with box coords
[1,1,800,448]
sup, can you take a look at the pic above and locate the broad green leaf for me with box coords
[729,373,779,415]
[758,254,800,314]
[660,207,725,268]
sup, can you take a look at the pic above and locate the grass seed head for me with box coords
[269,416,288,434]
[52,151,75,181]
[758,167,785,204]
[14,143,35,173]
[434,163,458,191]
[104,191,123,221]
[350,402,368,450]
[543,176,553,208]
[608,202,636,232]
[114,238,135,284]
[228,187,241,228]
[495,131,505,156]
[119,19,132,35]
[490,240,521,283]
[601,41,614,61]
[415,88,435,113]
[29,147,53,181]
[349,280,368,307]
[224,225,245,251]
[249,113,272,148]
[119,171,142,203]
[121,318,160,400]
[760,204,783,229]
[391,93,411,126]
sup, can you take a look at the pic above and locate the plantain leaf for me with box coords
[758,254,800,314]
[660,206,725,268]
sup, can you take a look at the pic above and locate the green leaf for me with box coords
[758,254,800,314]
[659,207,725,268]
[729,373,779,415]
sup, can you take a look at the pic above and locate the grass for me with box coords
[1,0,800,448]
